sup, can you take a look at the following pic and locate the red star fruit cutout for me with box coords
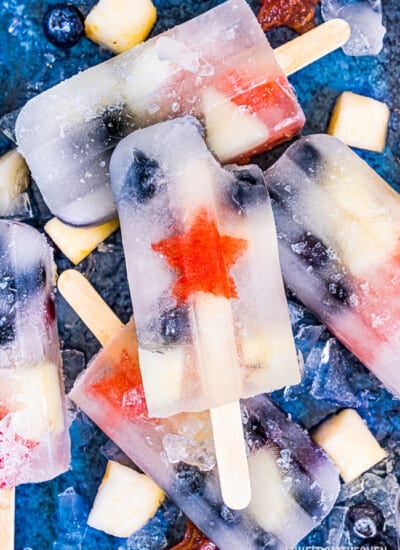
[152,208,247,304]
[258,0,320,34]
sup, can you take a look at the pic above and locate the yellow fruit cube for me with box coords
[85,0,157,53]
[312,409,387,483]
[45,217,119,265]
[327,91,390,152]
[87,460,165,537]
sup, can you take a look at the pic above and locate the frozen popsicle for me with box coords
[264,134,400,396]
[59,270,340,549]
[0,220,70,547]
[15,0,350,227]
[110,116,299,417]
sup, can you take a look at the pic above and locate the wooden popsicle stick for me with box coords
[57,270,124,345]
[0,488,15,550]
[45,217,120,265]
[210,403,251,510]
[58,270,251,509]
[275,18,351,77]
[191,295,251,509]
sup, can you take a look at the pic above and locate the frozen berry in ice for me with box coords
[122,150,161,203]
[43,4,84,49]
[160,306,189,344]
[292,233,329,268]
[346,502,384,538]
[173,463,206,496]
[0,274,17,345]
[228,167,268,212]
[290,141,323,175]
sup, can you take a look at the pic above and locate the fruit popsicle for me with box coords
[0,220,70,489]
[264,134,400,396]
[110,116,300,418]
[15,0,349,227]
[61,272,340,549]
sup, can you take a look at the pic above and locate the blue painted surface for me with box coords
[1,0,399,547]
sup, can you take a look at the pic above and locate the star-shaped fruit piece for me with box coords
[151,208,247,304]
[258,0,320,34]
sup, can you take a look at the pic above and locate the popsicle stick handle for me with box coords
[0,488,15,550]
[58,270,251,509]
[57,269,124,346]
[275,19,351,76]
[210,402,251,510]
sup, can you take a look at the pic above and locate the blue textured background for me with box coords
[1,0,399,548]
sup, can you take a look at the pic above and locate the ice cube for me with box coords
[321,0,386,56]
[56,486,88,543]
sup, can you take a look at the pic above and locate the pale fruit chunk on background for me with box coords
[85,0,157,53]
[45,217,119,265]
[0,149,30,215]
[327,91,390,152]
[87,460,165,537]
[311,408,387,483]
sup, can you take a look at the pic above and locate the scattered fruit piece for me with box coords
[85,0,157,54]
[42,3,84,49]
[0,150,30,216]
[87,460,165,537]
[44,217,119,265]
[327,91,390,152]
[258,0,320,34]
[311,409,387,483]
[172,520,218,550]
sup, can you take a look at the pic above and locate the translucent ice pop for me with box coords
[60,272,340,549]
[0,221,70,547]
[0,220,69,488]
[110,116,300,418]
[15,0,350,227]
[264,134,400,396]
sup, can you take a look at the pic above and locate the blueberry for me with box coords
[346,502,384,539]
[228,167,268,212]
[0,274,17,346]
[327,279,350,305]
[122,150,161,203]
[43,4,84,49]
[102,106,137,140]
[173,463,205,497]
[251,527,281,549]
[220,505,240,524]
[292,233,329,268]
[160,306,189,344]
[17,261,47,297]
[289,141,323,175]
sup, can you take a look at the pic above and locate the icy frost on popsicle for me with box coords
[15,0,304,226]
[110,116,299,417]
[0,221,69,488]
[70,320,340,549]
[264,134,400,396]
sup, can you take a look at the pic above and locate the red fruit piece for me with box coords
[258,0,320,34]
[214,71,305,159]
[152,208,247,304]
[89,348,149,418]
[172,520,219,550]
[0,405,9,421]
